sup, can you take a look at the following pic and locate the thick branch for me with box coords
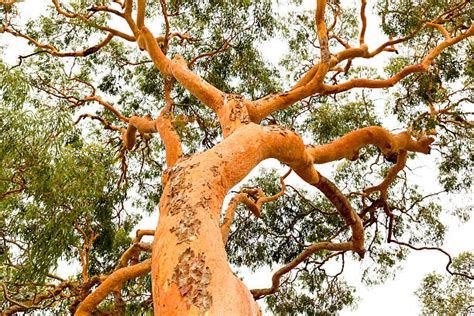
[314,175,364,254]
[122,115,156,150]
[75,259,151,316]
[249,24,472,122]
[116,242,152,269]
[136,0,146,30]
[307,127,434,165]
[249,173,364,300]
[139,27,224,113]
[359,0,367,45]
[307,126,434,164]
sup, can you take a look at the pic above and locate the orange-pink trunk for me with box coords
[151,152,260,315]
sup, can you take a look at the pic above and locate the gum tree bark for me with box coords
[2,0,473,314]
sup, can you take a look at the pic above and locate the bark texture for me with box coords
[2,0,472,314]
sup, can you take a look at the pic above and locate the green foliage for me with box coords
[304,97,380,145]
[416,252,474,315]
[265,272,357,316]
[0,63,143,311]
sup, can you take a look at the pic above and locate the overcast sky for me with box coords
[1,1,472,315]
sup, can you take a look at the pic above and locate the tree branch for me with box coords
[364,150,408,195]
[250,241,352,299]
[322,25,474,94]
[307,126,434,165]
[3,25,115,57]
[249,22,472,122]
[75,259,152,316]
[139,27,224,113]
[359,0,367,45]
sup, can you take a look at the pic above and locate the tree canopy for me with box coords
[0,0,473,315]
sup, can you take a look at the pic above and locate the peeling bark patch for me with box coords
[172,248,212,312]
[168,191,192,216]
[320,37,330,63]
[170,209,201,244]
[263,125,290,136]
[195,195,212,209]
[226,94,251,124]
[210,165,219,177]
[167,165,194,216]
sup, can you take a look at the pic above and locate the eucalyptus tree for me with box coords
[0,0,473,315]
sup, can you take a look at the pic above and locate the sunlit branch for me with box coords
[139,27,224,112]
[136,0,146,30]
[250,21,471,122]
[359,0,367,45]
[314,0,330,84]
[364,150,408,195]
[116,242,152,269]
[307,126,434,165]
[246,122,440,297]
[74,220,98,283]
[426,22,452,39]
[75,259,152,316]
[82,95,129,123]
[322,25,474,94]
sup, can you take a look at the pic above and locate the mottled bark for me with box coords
[2,0,471,313]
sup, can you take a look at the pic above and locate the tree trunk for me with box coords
[150,120,325,314]
[151,142,262,315]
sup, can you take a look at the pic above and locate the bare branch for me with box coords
[389,240,474,280]
[136,0,146,30]
[75,259,151,316]
[4,26,114,57]
[364,150,408,195]
[139,27,224,112]
[250,241,352,299]
[323,25,474,94]
[359,0,367,45]
[75,113,125,133]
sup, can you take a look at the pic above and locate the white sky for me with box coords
[1,1,472,315]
